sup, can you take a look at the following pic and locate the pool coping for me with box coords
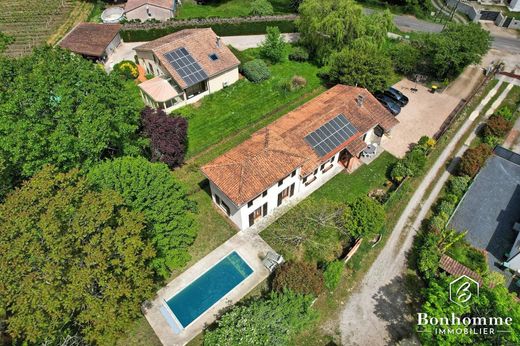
[163,249,254,330]
[143,232,274,346]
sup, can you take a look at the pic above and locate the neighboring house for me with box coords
[124,0,177,21]
[135,28,240,111]
[201,85,399,231]
[449,146,520,276]
[58,23,122,62]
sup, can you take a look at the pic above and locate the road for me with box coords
[340,75,509,345]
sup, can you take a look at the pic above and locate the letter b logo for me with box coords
[449,275,479,307]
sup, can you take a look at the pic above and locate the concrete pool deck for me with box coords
[143,232,273,346]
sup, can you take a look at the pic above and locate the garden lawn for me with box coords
[176,0,293,19]
[176,59,322,159]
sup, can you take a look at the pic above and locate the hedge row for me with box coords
[121,20,296,42]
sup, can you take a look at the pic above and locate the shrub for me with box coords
[272,261,324,296]
[289,46,309,62]
[442,193,459,205]
[113,60,139,80]
[447,175,470,198]
[483,135,501,147]
[260,26,286,63]
[428,215,447,233]
[435,200,455,216]
[343,196,385,238]
[389,41,420,75]
[482,115,513,138]
[390,145,427,182]
[241,59,271,83]
[458,144,492,177]
[249,0,274,16]
[281,75,307,93]
[141,107,188,168]
[323,260,344,291]
[496,106,513,121]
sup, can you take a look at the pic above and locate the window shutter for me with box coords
[277,193,282,206]
[262,203,267,216]
[289,183,295,197]
[249,213,254,227]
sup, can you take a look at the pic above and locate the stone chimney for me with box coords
[216,36,221,48]
[356,95,365,107]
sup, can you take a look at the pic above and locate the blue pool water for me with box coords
[166,251,253,328]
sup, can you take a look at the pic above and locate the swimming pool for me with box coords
[165,251,253,328]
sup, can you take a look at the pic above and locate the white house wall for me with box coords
[105,33,122,57]
[209,151,347,230]
[208,68,239,93]
[125,5,173,22]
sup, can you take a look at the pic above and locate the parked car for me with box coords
[385,87,409,107]
[374,93,401,116]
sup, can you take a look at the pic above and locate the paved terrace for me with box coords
[143,232,273,346]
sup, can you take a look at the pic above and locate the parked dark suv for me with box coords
[384,87,409,107]
[374,92,401,116]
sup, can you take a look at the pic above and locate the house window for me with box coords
[248,200,253,208]
[278,178,284,186]
[249,203,267,227]
[314,169,318,175]
[262,190,267,197]
[303,177,307,183]
[321,163,326,170]
[209,53,219,61]
[277,183,295,206]
[291,170,296,177]
[214,194,230,216]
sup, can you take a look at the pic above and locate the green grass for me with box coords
[176,53,323,159]
[87,0,106,23]
[176,0,294,19]
[311,152,397,204]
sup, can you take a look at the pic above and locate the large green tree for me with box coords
[87,156,197,278]
[326,39,394,92]
[204,291,317,345]
[0,47,145,194]
[343,195,386,238]
[0,166,155,345]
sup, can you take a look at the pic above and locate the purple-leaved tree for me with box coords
[141,107,188,168]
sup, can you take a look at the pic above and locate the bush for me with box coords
[442,193,459,205]
[482,115,513,138]
[113,60,139,80]
[458,144,492,177]
[281,75,307,93]
[272,261,324,296]
[390,144,428,182]
[483,135,501,147]
[141,107,188,168]
[447,175,470,198]
[428,215,447,233]
[249,0,274,16]
[289,46,309,62]
[343,196,385,238]
[496,106,513,121]
[389,41,420,75]
[323,260,344,291]
[435,200,455,216]
[260,26,286,63]
[241,59,271,83]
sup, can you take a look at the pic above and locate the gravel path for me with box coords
[339,76,507,346]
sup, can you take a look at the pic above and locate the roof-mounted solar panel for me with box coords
[164,47,208,88]
[304,114,358,157]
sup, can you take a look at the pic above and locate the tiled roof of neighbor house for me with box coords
[125,0,174,12]
[201,85,399,206]
[59,23,121,58]
[439,254,484,286]
[135,28,240,89]
[139,76,181,102]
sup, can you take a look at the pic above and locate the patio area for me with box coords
[143,232,273,345]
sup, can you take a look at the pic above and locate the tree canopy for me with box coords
[326,39,394,92]
[0,46,145,194]
[87,156,197,278]
[260,26,287,63]
[204,291,317,345]
[343,196,386,238]
[0,166,154,345]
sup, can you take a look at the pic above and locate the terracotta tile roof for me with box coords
[345,137,368,157]
[201,85,398,206]
[125,0,174,12]
[59,23,121,58]
[135,28,240,90]
[439,254,483,285]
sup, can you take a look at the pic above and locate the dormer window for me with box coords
[209,53,219,61]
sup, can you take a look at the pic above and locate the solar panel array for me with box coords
[164,47,208,87]
[304,114,358,157]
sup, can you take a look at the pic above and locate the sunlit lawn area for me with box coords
[176,52,323,159]
[176,0,293,19]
